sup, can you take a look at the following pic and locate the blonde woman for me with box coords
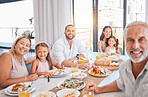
[0,36,38,88]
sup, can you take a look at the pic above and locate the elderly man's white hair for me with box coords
[124,21,148,40]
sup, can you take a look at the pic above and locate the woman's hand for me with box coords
[27,73,38,81]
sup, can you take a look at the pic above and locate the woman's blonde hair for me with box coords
[9,36,31,54]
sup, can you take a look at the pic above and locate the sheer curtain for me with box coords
[146,0,148,23]
[33,0,73,46]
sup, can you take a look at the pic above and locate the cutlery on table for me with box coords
[48,76,50,82]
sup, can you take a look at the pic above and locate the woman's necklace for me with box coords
[14,54,22,64]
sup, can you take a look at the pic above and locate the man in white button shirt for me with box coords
[87,21,148,97]
[52,24,90,69]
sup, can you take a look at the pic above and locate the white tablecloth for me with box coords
[0,53,129,97]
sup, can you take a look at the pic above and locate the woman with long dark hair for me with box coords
[98,26,113,52]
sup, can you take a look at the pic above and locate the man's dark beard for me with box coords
[66,34,75,40]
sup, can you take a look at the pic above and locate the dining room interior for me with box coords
[0,0,148,97]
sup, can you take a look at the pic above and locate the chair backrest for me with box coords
[119,47,123,55]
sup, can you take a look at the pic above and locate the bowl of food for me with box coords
[57,89,80,97]
[57,79,85,90]
[70,72,87,80]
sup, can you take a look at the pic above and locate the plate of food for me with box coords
[49,68,67,78]
[88,66,111,77]
[108,55,119,62]
[77,58,89,63]
[32,91,56,97]
[5,82,36,96]
[57,79,85,90]
[57,89,80,97]
[70,72,87,80]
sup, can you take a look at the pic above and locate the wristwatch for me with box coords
[76,54,80,60]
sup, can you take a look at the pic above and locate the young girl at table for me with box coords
[104,36,121,54]
[30,41,64,77]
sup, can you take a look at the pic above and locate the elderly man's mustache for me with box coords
[129,49,143,53]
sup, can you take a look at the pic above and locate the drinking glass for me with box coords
[96,55,100,60]
[18,88,30,97]
[71,64,78,73]
[82,87,94,97]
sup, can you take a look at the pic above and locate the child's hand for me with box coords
[43,72,54,77]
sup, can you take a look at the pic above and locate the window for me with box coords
[0,0,34,44]
[74,0,146,54]
[127,0,145,24]
[98,0,124,50]
[74,0,93,51]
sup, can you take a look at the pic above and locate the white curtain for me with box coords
[33,0,73,46]
[146,0,148,23]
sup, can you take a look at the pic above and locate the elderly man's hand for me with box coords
[86,82,101,94]
[78,63,90,70]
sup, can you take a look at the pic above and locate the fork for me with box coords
[47,76,50,82]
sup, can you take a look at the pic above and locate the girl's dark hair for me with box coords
[35,43,53,69]
[106,36,119,50]
[100,26,113,41]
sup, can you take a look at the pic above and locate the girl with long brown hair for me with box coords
[30,41,64,77]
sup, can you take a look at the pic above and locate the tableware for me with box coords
[6,82,33,94]
[71,64,79,73]
[49,69,67,78]
[32,91,56,97]
[57,79,86,90]
[88,69,110,77]
[70,72,87,80]
[48,76,50,82]
[96,55,100,60]
[57,89,80,97]
[5,87,36,96]
[18,90,30,97]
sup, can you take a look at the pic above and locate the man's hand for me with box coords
[78,63,90,70]
[86,82,101,93]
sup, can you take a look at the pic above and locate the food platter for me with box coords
[57,79,85,90]
[56,89,80,97]
[49,69,67,78]
[5,82,36,96]
[88,67,111,77]
[32,91,56,97]
[70,72,87,80]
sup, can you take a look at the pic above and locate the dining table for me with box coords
[0,53,130,97]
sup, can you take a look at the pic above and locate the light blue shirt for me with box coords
[116,59,148,97]
[52,36,88,65]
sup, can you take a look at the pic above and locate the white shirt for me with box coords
[116,59,148,97]
[52,36,88,65]
[108,47,116,54]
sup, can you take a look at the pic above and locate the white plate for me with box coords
[57,89,80,97]
[32,91,56,97]
[5,87,36,96]
[57,79,85,90]
[70,72,87,80]
[88,69,110,77]
[5,82,34,94]
[49,70,67,78]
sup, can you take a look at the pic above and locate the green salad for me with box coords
[59,79,84,89]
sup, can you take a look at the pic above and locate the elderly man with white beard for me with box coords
[87,21,148,97]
